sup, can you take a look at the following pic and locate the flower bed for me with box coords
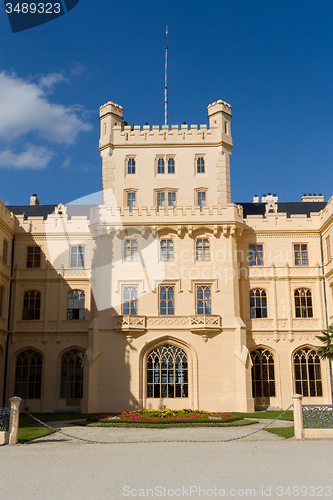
[98,408,242,425]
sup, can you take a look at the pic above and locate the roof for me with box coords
[6,204,93,220]
[239,201,327,218]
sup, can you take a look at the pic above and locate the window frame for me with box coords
[3,239,9,265]
[15,349,43,400]
[196,156,205,174]
[122,285,138,315]
[195,238,210,261]
[293,347,322,397]
[125,190,136,212]
[0,286,4,317]
[123,238,138,262]
[156,189,177,212]
[70,245,85,269]
[126,157,136,175]
[67,290,85,320]
[60,349,85,400]
[160,238,174,262]
[196,189,207,211]
[294,288,313,318]
[326,236,331,263]
[249,244,264,266]
[26,246,41,269]
[22,290,41,320]
[167,156,175,174]
[147,344,188,399]
[159,284,175,316]
[293,243,309,266]
[195,284,212,315]
[250,289,268,318]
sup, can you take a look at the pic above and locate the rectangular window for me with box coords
[122,285,137,315]
[124,239,138,262]
[326,236,331,263]
[3,240,8,265]
[294,243,308,266]
[159,285,175,315]
[156,191,165,211]
[168,192,176,210]
[196,157,205,173]
[196,285,211,315]
[249,244,263,266]
[196,239,210,261]
[126,191,136,212]
[127,158,136,174]
[157,158,165,174]
[160,239,174,261]
[70,246,85,268]
[197,191,206,211]
[27,246,41,268]
[168,158,175,174]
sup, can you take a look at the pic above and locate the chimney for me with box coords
[30,194,40,205]
[301,194,325,202]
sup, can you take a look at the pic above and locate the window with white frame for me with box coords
[249,244,263,266]
[196,156,205,173]
[124,239,138,262]
[159,285,175,315]
[160,239,174,261]
[71,246,85,268]
[195,238,210,261]
[122,285,138,315]
[196,285,211,315]
[127,157,136,174]
[126,191,136,211]
[294,243,308,266]
[197,191,206,211]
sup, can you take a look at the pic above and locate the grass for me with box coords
[264,426,294,439]
[18,427,56,444]
[232,411,294,421]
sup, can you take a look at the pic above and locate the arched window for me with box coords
[67,290,85,320]
[22,291,41,320]
[250,289,267,318]
[294,347,322,397]
[295,288,313,318]
[159,285,175,315]
[147,345,188,398]
[0,286,3,317]
[196,157,205,173]
[251,348,275,399]
[15,350,42,399]
[196,285,211,315]
[127,158,135,174]
[60,349,85,399]
[157,158,165,174]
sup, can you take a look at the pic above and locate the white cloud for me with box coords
[0,145,53,169]
[38,72,67,89]
[0,71,91,144]
[70,63,85,76]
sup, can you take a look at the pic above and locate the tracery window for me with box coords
[159,285,175,315]
[60,349,84,399]
[67,290,85,320]
[122,285,138,315]
[195,238,210,261]
[250,289,268,318]
[15,350,42,399]
[22,291,41,320]
[196,285,211,315]
[295,288,313,318]
[293,348,322,397]
[147,345,188,398]
[250,348,276,398]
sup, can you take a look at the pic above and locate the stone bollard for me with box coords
[292,394,304,440]
[8,396,22,445]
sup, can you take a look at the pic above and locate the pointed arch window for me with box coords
[147,344,188,398]
[250,289,267,318]
[15,350,42,399]
[22,291,41,320]
[293,348,322,397]
[67,290,85,320]
[295,288,313,318]
[60,349,85,399]
[250,348,276,398]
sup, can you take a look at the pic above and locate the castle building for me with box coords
[0,100,333,413]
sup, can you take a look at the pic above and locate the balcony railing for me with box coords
[113,315,221,333]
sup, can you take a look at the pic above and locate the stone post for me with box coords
[8,396,22,445]
[292,394,303,440]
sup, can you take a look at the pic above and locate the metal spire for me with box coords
[164,26,168,126]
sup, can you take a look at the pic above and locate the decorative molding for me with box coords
[246,319,274,330]
[292,319,320,329]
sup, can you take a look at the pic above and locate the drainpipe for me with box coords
[2,235,15,407]
[320,233,333,403]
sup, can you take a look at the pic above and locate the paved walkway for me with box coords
[1,420,332,500]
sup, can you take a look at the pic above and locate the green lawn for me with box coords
[232,411,294,421]
[264,426,294,439]
[18,427,56,444]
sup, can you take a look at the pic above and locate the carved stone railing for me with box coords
[113,314,222,334]
[303,404,333,429]
[292,318,320,329]
[189,315,221,333]
[113,315,147,333]
[246,319,274,330]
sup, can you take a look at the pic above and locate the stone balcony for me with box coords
[113,315,222,334]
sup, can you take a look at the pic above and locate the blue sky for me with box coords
[0,0,333,205]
